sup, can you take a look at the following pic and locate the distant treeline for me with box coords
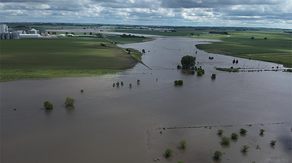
[120,34,145,38]
[209,31,228,35]
[284,31,292,33]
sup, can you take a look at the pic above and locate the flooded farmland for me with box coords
[1,37,291,163]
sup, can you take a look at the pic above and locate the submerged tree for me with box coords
[181,55,196,69]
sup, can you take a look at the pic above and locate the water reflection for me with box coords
[66,106,75,114]
[44,109,53,116]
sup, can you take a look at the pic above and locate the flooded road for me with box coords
[1,37,291,163]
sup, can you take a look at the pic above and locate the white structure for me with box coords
[29,28,38,34]
[58,34,65,37]
[20,34,43,38]
[0,24,8,33]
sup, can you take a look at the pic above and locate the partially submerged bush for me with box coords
[213,151,222,160]
[44,101,53,109]
[260,129,265,134]
[241,145,249,152]
[177,65,182,69]
[240,128,248,134]
[221,136,231,145]
[181,55,196,69]
[180,140,186,149]
[116,82,120,87]
[217,129,223,135]
[211,74,216,79]
[65,97,75,107]
[80,89,84,93]
[165,148,173,158]
[270,140,276,146]
[174,80,183,85]
[231,133,239,139]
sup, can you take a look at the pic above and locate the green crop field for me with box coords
[0,37,145,82]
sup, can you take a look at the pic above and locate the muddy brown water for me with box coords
[1,37,291,163]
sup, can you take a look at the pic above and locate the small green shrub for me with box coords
[137,79,140,83]
[113,83,115,87]
[211,74,216,79]
[129,83,132,87]
[221,136,231,145]
[260,129,265,134]
[177,65,182,69]
[241,145,249,152]
[165,148,173,158]
[180,140,186,149]
[178,161,184,163]
[174,80,183,85]
[217,129,223,135]
[44,101,53,109]
[116,82,120,87]
[121,82,123,86]
[240,128,248,134]
[65,97,75,107]
[80,89,84,93]
[270,140,276,146]
[197,69,205,75]
[231,133,239,139]
[191,70,195,74]
[213,151,222,160]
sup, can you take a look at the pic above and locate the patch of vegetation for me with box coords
[260,129,265,134]
[81,89,84,93]
[270,140,276,146]
[174,80,183,85]
[240,128,248,134]
[286,69,292,72]
[211,74,216,79]
[65,97,75,107]
[221,136,231,145]
[180,140,186,149]
[241,145,249,152]
[44,101,53,109]
[231,133,239,139]
[181,55,196,69]
[213,151,223,160]
[216,67,239,72]
[165,148,173,158]
[217,129,223,135]
[197,67,205,76]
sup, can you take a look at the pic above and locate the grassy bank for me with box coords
[195,31,292,68]
[0,37,146,82]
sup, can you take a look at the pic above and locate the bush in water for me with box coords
[65,97,75,107]
[44,101,53,109]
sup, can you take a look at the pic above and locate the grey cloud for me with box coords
[160,0,280,8]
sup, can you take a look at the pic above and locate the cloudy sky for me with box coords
[0,0,291,28]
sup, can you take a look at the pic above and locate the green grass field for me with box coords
[0,37,145,82]
[195,31,292,67]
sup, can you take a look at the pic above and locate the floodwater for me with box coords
[1,37,291,163]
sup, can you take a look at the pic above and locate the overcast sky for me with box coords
[0,0,291,28]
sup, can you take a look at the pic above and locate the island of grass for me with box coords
[0,36,149,82]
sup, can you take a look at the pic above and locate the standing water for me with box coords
[1,37,291,163]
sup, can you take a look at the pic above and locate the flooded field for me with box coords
[1,37,291,163]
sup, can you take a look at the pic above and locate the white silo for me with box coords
[5,33,10,39]
[0,24,8,33]
[12,32,20,39]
